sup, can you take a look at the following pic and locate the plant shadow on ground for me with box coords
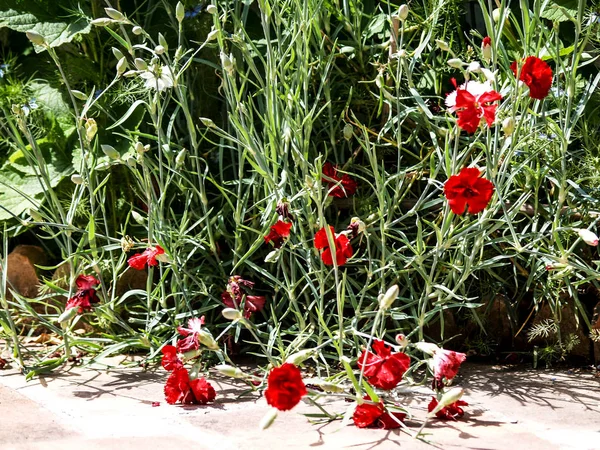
[461,364,600,413]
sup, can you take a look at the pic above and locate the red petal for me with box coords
[264,363,307,411]
[161,345,182,371]
[164,368,190,404]
[314,226,334,250]
[127,253,148,270]
[189,377,216,404]
[75,275,100,290]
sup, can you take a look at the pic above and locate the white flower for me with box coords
[467,61,481,73]
[139,64,174,91]
[445,80,494,112]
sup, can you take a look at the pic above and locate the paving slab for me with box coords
[0,363,599,449]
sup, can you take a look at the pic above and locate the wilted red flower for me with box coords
[127,245,165,270]
[264,363,307,411]
[322,162,358,198]
[353,396,406,429]
[161,345,183,371]
[221,276,266,319]
[444,167,494,215]
[314,226,353,266]
[65,275,101,313]
[164,367,216,405]
[357,339,410,390]
[445,80,501,134]
[428,397,468,420]
[433,348,467,383]
[264,220,293,248]
[176,317,206,353]
[510,56,553,100]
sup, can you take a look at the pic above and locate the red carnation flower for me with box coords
[446,81,501,134]
[164,367,216,405]
[189,377,217,404]
[264,363,307,411]
[511,56,553,100]
[176,317,206,353]
[221,276,266,319]
[357,339,410,390]
[65,275,101,313]
[481,37,491,61]
[444,167,494,215]
[353,396,406,429]
[161,345,183,371]
[127,245,165,270]
[322,162,358,198]
[432,348,467,383]
[314,226,353,266]
[264,220,293,248]
[428,397,468,420]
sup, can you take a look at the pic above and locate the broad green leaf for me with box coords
[540,0,578,22]
[0,2,92,52]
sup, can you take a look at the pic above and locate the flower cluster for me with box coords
[160,319,218,405]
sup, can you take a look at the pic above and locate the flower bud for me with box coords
[577,228,599,246]
[447,58,464,68]
[175,148,187,167]
[259,409,278,430]
[415,341,439,355]
[71,90,87,100]
[131,211,145,224]
[58,307,78,324]
[492,8,502,23]
[481,37,492,62]
[467,61,481,73]
[117,57,128,75]
[398,4,409,21]
[197,330,219,350]
[101,144,120,159]
[379,284,399,310]
[206,4,218,14]
[112,47,125,60]
[264,249,279,263]
[85,118,98,142]
[154,45,165,55]
[502,117,514,136]
[26,31,45,45]
[91,18,113,27]
[176,2,185,23]
[71,174,84,185]
[135,141,146,154]
[29,209,43,222]
[343,123,353,141]
[435,39,450,51]
[395,334,409,349]
[105,7,125,21]
[285,349,314,365]
[132,26,143,35]
[222,308,242,321]
[214,364,245,378]
[158,32,168,48]
[206,29,219,42]
[200,117,216,128]
[428,388,464,417]
[220,52,235,74]
[134,58,148,70]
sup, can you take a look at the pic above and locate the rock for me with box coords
[3,245,47,299]
[115,268,148,297]
[480,294,514,349]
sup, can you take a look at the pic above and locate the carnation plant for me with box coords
[1,0,600,437]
